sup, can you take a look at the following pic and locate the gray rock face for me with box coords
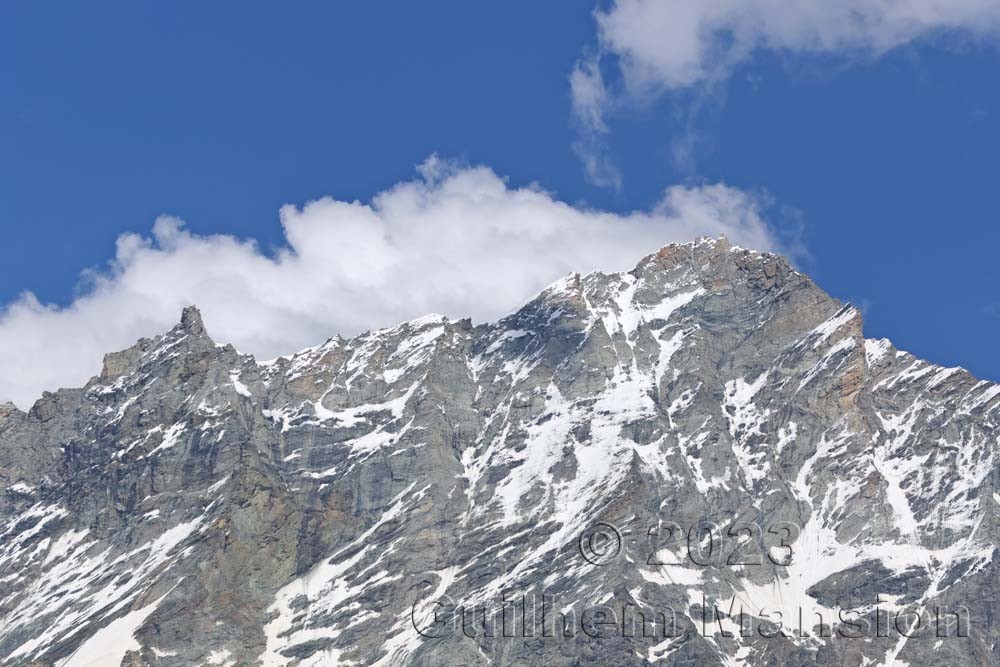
[1,238,998,666]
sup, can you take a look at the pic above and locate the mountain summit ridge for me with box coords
[2,238,998,667]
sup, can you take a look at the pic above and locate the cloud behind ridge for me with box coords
[0,157,783,409]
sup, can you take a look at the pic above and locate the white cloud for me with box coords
[0,158,784,410]
[570,59,625,190]
[573,0,1000,175]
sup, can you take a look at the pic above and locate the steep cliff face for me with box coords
[1,238,998,667]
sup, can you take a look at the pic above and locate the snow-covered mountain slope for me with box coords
[1,238,998,666]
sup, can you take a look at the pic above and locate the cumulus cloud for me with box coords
[0,157,784,409]
[573,0,1000,179]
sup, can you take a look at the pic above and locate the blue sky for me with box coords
[1,1,999,405]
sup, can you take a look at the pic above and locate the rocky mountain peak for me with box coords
[1,240,998,667]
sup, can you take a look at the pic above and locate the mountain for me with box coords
[1,238,998,667]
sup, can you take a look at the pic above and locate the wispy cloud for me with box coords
[0,157,787,409]
[572,0,1000,183]
[570,58,623,190]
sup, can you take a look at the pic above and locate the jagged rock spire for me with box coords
[180,305,206,337]
[0,401,19,419]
